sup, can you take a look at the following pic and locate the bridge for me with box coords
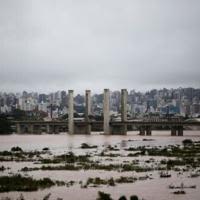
[13,89,200,136]
[14,119,200,136]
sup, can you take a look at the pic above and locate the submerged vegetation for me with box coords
[96,191,140,200]
[1,141,200,173]
[0,139,200,199]
[21,164,81,171]
[0,174,65,192]
[4,140,197,173]
[82,176,142,188]
[80,143,98,149]
[0,192,140,200]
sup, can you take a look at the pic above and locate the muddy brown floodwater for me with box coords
[0,130,200,200]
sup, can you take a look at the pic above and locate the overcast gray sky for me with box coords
[0,0,199,93]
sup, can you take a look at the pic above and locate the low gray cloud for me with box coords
[0,0,200,93]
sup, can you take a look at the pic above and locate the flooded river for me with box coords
[0,131,200,200]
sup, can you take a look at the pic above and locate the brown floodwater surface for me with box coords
[0,131,200,200]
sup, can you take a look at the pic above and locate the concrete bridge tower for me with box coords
[103,89,110,134]
[68,90,74,134]
[121,89,128,134]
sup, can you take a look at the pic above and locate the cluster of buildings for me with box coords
[0,87,200,120]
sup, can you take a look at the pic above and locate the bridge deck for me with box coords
[13,120,200,126]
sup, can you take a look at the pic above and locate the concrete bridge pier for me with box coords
[177,126,183,136]
[171,127,177,136]
[138,126,152,135]
[35,125,42,134]
[28,124,34,134]
[171,126,184,136]
[146,126,152,136]
[111,124,126,135]
[20,125,24,133]
[54,125,59,134]
[49,125,54,134]
[74,123,91,134]
[103,89,110,134]
[22,125,28,133]
[139,127,145,135]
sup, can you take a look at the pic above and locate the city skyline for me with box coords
[0,0,200,93]
[1,87,200,119]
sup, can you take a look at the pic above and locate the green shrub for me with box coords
[96,191,113,200]
[130,195,139,200]
[118,196,127,200]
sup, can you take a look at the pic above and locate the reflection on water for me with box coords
[0,131,200,153]
[0,130,200,200]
